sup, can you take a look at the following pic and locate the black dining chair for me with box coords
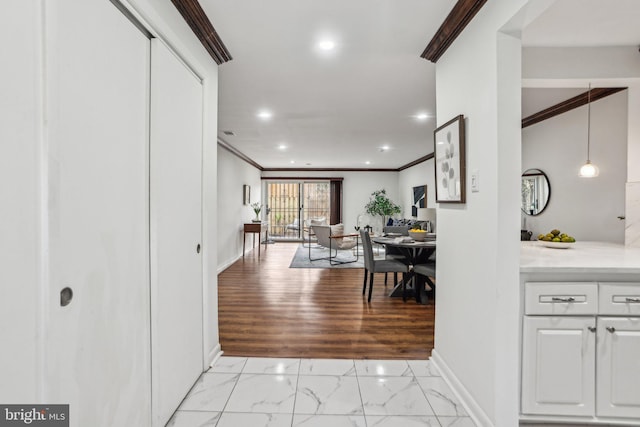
[360,230,410,302]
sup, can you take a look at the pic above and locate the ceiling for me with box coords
[204,1,640,170]
[522,0,640,47]
[203,0,453,169]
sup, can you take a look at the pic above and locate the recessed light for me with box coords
[380,145,390,152]
[278,144,287,150]
[318,40,336,51]
[290,160,295,164]
[257,110,272,120]
[365,161,371,165]
[415,113,429,120]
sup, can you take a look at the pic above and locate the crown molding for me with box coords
[217,141,434,173]
[217,138,263,170]
[262,167,398,172]
[171,0,232,65]
[421,0,487,63]
[398,153,435,171]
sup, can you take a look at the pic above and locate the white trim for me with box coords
[116,0,206,82]
[37,0,48,403]
[207,344,222,368]
[217,254,242,275]
[431,349,493,427]
[520,414,640,426]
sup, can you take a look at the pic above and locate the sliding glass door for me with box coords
[266,181,331,240]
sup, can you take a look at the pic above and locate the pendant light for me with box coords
[579,83,599,178]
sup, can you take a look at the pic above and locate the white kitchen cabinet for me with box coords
[597,317,640,418]
[522,316,596,416]
[521,280,640,425]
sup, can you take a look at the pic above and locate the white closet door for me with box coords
[150,39,204,426]
[44,0,151,426]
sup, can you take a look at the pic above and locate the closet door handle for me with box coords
[60,287,73,307]
[196,243,201,254]
[587,326,596,333]
[606,327,616,334]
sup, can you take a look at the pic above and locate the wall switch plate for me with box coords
[471,170,480,192]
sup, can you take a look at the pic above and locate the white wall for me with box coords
[0,0,41,403]
[433,1,527,425]
[217,147,262,272]
[260,170,400,233]
[522,91,628,243]
[398,159,436,221]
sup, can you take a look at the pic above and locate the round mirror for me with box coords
[521,168,550,216]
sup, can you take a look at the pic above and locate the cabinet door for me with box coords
[597,317,640,418]
[522,316,596,416]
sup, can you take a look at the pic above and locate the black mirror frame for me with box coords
[521,168,551,216]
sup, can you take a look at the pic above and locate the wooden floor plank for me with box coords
[218,242,435,359]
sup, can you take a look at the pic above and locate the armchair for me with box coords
[303,217,327,246]
[309,224,358,264]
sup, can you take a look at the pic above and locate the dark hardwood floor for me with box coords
[218,242,435,359]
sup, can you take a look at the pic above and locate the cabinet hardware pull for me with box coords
[606,327,616,333]
[551,297,575,302]
[587,326,596,333]
[626,297,640,303]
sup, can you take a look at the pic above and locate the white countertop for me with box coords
[520,241,640,274]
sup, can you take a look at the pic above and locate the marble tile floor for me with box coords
[167,357,476,427]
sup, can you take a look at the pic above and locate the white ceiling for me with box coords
[203,0,453,169]
[522,0,640,47]
[205,1,640,169]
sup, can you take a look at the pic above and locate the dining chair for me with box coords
[360,230,410,302]
[382,225,411,285]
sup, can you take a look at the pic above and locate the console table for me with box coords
[243,222,268,257]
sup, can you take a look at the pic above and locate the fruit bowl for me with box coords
[408,230,427,241]
[539,240,574,249]
[536,229,576,248]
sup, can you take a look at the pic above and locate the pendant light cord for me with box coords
[587,83,592,161]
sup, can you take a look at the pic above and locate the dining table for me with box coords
[372,235,436,304]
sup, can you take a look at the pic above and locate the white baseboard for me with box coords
[207,343,222,368]
[431,349,493,427]
[217,254,242,275]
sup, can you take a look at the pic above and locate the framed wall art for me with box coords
[411,185,427,217]
[243,184,250,205]
[434,115,466,203]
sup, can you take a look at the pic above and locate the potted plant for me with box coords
[364,189,401,232]
[250,202,262,222]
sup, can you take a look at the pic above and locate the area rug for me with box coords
[289,244,365,269]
